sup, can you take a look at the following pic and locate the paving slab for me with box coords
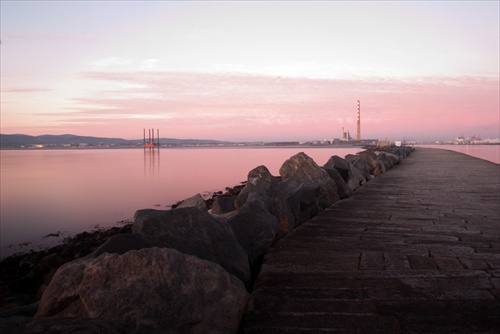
[239,148,500,333]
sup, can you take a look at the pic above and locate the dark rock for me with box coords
[227,199,281,268]
[0,311,118,333]
[8,276,39,297]
[35,248,248,334]
[235,165,278,209]
[345,154,374,181]
[92,233,153,258]
[0,303,38,319]
[0,316,32,334]
[327,155,350,182]
[324,155,365,194]
[360,150,378,160]
[225,183,245,197]
[233,165,294,237]
[245,191,295,237]
[277,179,322,226]
[372,164,383,176]
[0,224,133,321]
[373,145,413,160]
[176,193,207,211]
[26,317,119,334]
[376,151,400,169]
[211,196,236,214]
[358,152,383,176]
[279,152,340,209]
[322,167,351,199]
[132,207,251,286]
[395,146,413,158]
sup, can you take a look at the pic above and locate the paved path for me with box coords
[239,148,500,333]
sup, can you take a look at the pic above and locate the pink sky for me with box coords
[1,1,499,142]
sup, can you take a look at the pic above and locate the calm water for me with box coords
[2,145,498,258]
[0,146,361,258]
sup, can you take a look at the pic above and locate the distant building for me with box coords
[341,127,352,141]
[378,141,391,147]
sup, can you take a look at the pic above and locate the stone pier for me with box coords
[239,148,500,333]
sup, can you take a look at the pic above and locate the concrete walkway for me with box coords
[239,148,500,333]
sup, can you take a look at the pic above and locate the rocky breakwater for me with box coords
[1,145,413,333]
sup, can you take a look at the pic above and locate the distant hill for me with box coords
[0,134,229,149]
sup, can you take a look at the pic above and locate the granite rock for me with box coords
[36,248,249,334]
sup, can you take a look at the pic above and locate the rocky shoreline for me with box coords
[0,146,413,333]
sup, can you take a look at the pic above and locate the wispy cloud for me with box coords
[55,71,498,141]
[139,59,159,70]
[2,87,52,93]
[89,57,160,71]
[5,71,497,141]
[90,56,133,68]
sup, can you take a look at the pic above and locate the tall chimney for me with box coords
[356,100,361,141]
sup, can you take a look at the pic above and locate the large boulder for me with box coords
[322,166,351,199]
[92,233,153,258]
[28,317,118,334]
[235,165,278,209]
[324,155,365,194]
[377,145,413,160]
[345,154,374,182]
[246,190,295,237]
[395,146,413,158]
[234,165,294,237]
[0,316,119,334]
[227,199,281,269]
[279,152,340,209]
[358,152,383,176]
[132,207,251,286]
[211,196,236,214]
[176,193,207,211]
[375,151,400,169]
[277,179,322,226]
[36,248,249,334]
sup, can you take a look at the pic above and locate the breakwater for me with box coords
[239,148,500,333]
[0,146,413,333]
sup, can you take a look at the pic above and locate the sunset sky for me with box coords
[1,1,499,142]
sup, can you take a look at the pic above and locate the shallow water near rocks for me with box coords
[1,146,363,258]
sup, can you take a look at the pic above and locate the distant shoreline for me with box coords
[2,142,499,151]
[0,143,372,150]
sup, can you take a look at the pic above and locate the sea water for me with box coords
[2,145,498,258]
[0,146,362,258]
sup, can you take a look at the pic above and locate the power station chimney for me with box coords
[356,100,361,141]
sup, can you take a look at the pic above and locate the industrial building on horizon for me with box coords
[337,100,378,145]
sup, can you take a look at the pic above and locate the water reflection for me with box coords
[144,146,160,179]
[1,146,365,258]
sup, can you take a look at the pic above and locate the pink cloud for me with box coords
[5,72,499,141]
[2,87,52,93]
